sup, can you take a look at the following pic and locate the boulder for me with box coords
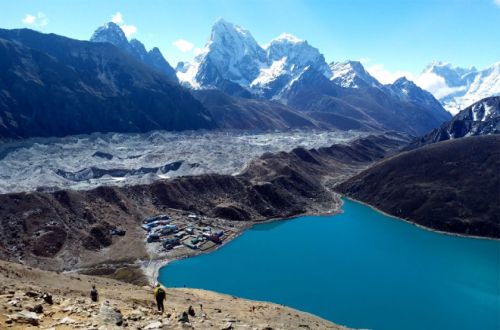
[98,301,123,326]
[25,291,39,298]
[26,303,44,313]
[8,311,40,326]
[59,316,76,325]
[188,305,195,317]
[42,292,53,305]
[144,321,163,329]
[178,311,189,323]
[127,309,144,321]
[222,322,234,330]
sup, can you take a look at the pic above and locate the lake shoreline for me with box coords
[157,198,500,330]
[145,196,344,284]
[343,196,500,241]
[148,193,498,284]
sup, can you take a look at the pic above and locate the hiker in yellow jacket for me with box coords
[154,283,166,313]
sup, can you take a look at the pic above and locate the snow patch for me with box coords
[251,58,287,87]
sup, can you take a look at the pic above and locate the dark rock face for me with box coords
[32,228,67,257]
[92,152,114,160]
[282,68,450,136]
[407,96,500,149]
[55,161,184,182]
[192,89,318,130]
[337,135,500,238]
[385,77,451,123]
[84,225,113,250]
[90,22,178,82]
[213,204,251,221]
[0,28,215,139]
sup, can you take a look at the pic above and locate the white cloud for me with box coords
[37,13,48,26]
[109,12,136,38]
[358,57,372,65]
[22,12,48,27]
[494,0,500,7]
[193,47,204,56]
[414,72,466,99]
[120,24,137,38]
[366,64,414,84]
[415,72,448,97]
[173,39,194,52]
[22,14,36,25]
[111,12,124,24]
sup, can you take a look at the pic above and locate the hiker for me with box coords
[154,283,166,313]
[90,285,99,302]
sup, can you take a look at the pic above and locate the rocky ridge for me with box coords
[337,135,500,238]
[407,96,500,149]
[0,260,345,329]
[90,22,178,82]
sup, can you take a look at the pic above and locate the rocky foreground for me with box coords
[0,260,346,329]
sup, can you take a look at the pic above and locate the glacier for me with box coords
[0,130,365,194]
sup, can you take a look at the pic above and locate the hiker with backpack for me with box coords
[154,283,166,313]
[90,285,99,302]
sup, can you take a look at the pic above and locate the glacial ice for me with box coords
[0,130,365,194]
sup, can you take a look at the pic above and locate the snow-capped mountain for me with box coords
[91,22,130,50]
[329,61,382,89]
[419,61,500,114]
[465,96,500,123]
[251,34,331,98]
[386,77,450,122]
[409,96,500,149]
[90,22,178,82]
[177,19,330,99]
[185,19,266,92]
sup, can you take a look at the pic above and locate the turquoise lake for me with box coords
[159,198,500,330]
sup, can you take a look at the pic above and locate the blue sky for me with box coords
[2,0,499,82]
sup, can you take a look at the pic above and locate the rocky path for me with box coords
[0,260,347,329]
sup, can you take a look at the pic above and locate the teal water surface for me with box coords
[159,198,500,330]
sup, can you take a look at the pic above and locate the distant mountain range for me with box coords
[10,19,500,138]
[419,61,500,114]
[90,22,178,83]
[407,96,500,149]
[0,28,215,138]
[337,94,500,238]
[175,19,451,135]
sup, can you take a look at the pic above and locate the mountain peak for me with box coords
[89,23,178,82]
[90,22,129,49]
[273,33,302,44]
[427,60,449,68]
[193,19,266,88]
[387,76,450,122]
[329,60,382,89]
[210,19,254,42]
[393,76,413,85]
